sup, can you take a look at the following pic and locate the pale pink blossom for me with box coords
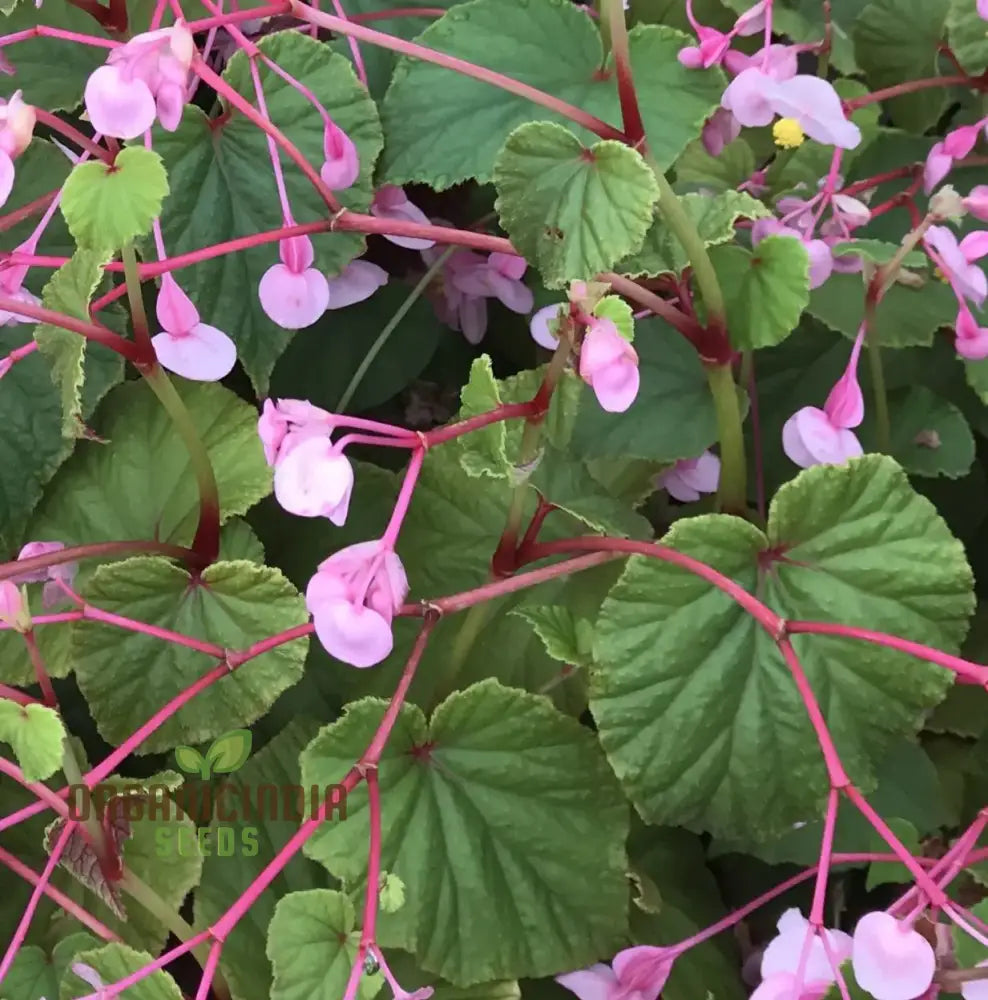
[370,186,436,251]
[658,451,720,502]
[530,303,565,350]
[679,0,767,69]
[751,973,830,1000]
[320,119,359,191]
[925,120,988,193]
[0,90,35,207]
[84,22,194,139]
[924,225,988,308]
[724,43,799,80]
[702,107,741,156]
[257,397,335,467]
[71,963,106,996]
[962,960,988,999]
[759,909,853,987]
[556,945,675,1000]
[305,540,408,668]
[259,235,330,329]
[152,274,236,381]
[979,0,988,19]
[325,259,388,310]
[955,304,988,360]
[0,581,27,630]
[274,436,353,523]
[851,912,935,1000]
[14,540,77,608]
[0,253,39,327]
[783,327,865,468]
[578,317,639,413]
[963,185,988,221]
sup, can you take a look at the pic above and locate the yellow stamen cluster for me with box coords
[934,267,950,284]
[773,117,805,149]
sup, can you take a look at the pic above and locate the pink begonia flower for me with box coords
[326,259,388,310]
[925,225,988,308]
[530,303,565,350]
[658,451,720,502]
[259,235,330,329]
[964,185,988,221]
[84,22,194,139]
[679,0,766,69]
[579,317,639,413]
[955,304,988,360]
[702,107,742,156]
[15,540,77,608]
[556,945,675,1000]
[722,69,860,149]
[257,397,335,467]
[0,581,27,630]
[320,119,359,191]
[370,185,436,251]
[757,909,852,994]
[753,218,833,289]
[925,121,988,193]
[0,255,39,327]
[963,960,988,1000]
[724,43,799,81]
[980,0,988,19]
[305,539,408,668]
[924,142,954,194]
[273,435,354,523]
[752,973,831,1000]
[851,912,935,1000]
[152,274,236,381]
[0,90,35,208]
[783,327,865,469]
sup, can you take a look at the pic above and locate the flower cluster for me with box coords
[0,90,35,208]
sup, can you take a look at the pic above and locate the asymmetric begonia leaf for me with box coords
[710,236,811,350]
[591,455,973,842]
[380,0,722,186]
[493,122,659,287]
[946,0,988,73]
[69,556,309,752]
[153,32,383,392]
[266,890,383,1000]
[300,680,629,985]
[3,932,99,1000]
[0,699,65,782]
[60,943,184,1000]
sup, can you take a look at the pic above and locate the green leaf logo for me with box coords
[174,729,252,779]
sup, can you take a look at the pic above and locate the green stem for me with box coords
[119,869,231,1000]
[651,167,726,326]
[61,740,114,879]
[705,362,747,513]
[143,366,221,564]
[867,332,891,453]
[121,243,153,354]
[337,247,455,412]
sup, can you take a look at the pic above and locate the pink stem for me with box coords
[787,620,988,686]
[343,770,383,1000]
[382,447,424,548]
[809,788,840,925]
[0,683,38,706]
[0,26,117,51]
[98,930,211,998]
[82,604,227,657]
[287,0,626,142]
[0,844,118,941]
[329,0,368,87]
[845,75,975,110]
[194,939,225,1000]
[335,432,418,452]
[247,56,295,226]
[0,820,73,982]
[185,2,292,32]
[0,756,71,818]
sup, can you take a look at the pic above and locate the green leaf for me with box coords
[154,32,383,392]
[493,121,658,288]
[0,4,107,109]
[30,378,271,549]
[675,136,756,192]
[885,386,975,479]
[457,355,508,478]
[34,251,112,437]
[69,557,308,752]
[831,239,927,268]
[591,455,974,841]
[618,190,770,277]
[52,773,203,954]
[854,0,950,132]
[511,605,595,667]
[174,745,206,775]
[60,942,183,1000]
[569,317,719,461]
[593,295,635,340]
[194,719,324,1000]
[204,728,253,774]
[60,147,169,253]
[3,932,99,1000]
[807,271,958,348]
[266,889,383,1000]
[947,0,988,74]
[379,872,406,913]
[0,700,65,782]
[301,680,630,985]
[865,818,920,889]
[711,236,810,350]
[380,0,722,186]
[268,282,442,413]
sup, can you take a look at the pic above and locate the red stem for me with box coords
[22,631,57,708]
[0,540,198,584]
[845,74,977,109]
[34,109,112,163]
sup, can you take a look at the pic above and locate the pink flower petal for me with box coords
[924,142,953,194]
[258,399,288,466]
[281,234,315,272]
[944,123,980,159]
[722,67,778,128]
[962,960,988,1000]
[151,323,236,381]
[530,304,563,350]
[321,120,360,191]
[555,965,616,1000]
[956,305,988,360]
[154,81,185,132]
[156,273,200,335]
[84,64,156,140]
[458,294,488,345]
[579,318,640,413]
[960,230,988,262]
[273,436,353,521]
[677,451,721,494]
[487,271,534,314]
[851,912,935,1000]
[0,151,13,208]
[771,75,861,149]
[490,251,526,281]
[611,946,673,1000]
[783,407,862,468]
[326,260,388,310]
[14,541,65,583]
[752,973,830,1000]
[370,185,436,250]
[963,185,988,221]
[309,597,394,668]
[259,263,330,329]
